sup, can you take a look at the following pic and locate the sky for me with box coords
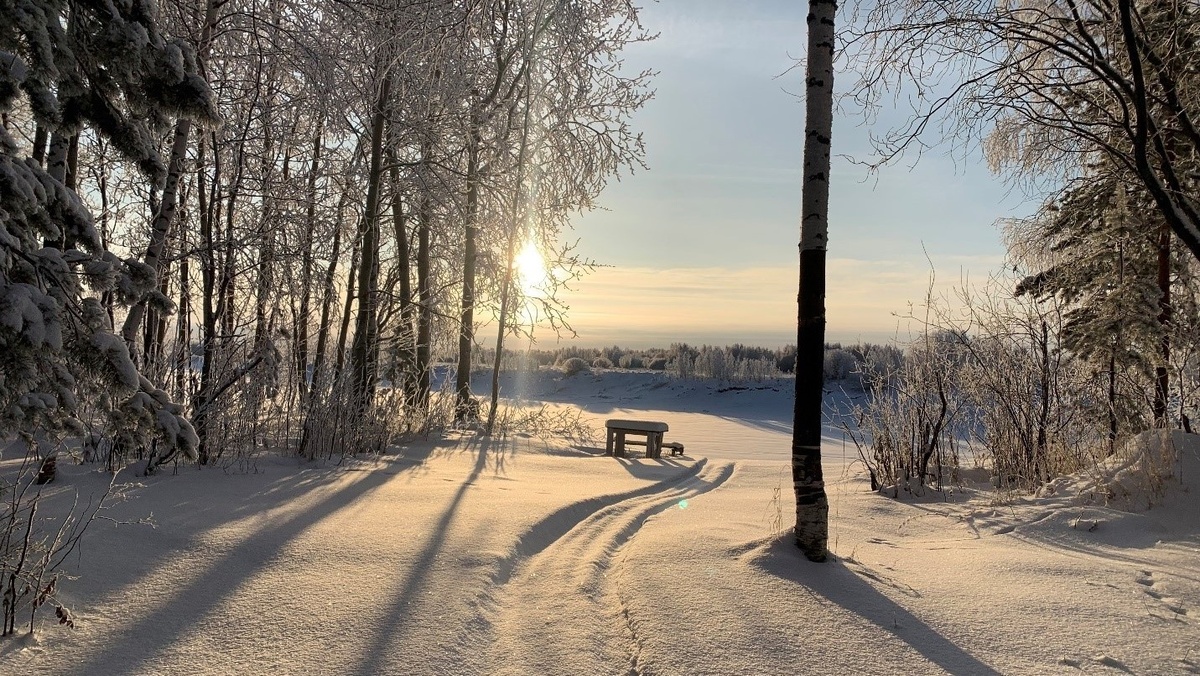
[547,0,1032,349]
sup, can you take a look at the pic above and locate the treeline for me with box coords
[2,0,651,469]
[472,342,901,383]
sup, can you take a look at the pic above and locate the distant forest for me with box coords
[476,342,897,383]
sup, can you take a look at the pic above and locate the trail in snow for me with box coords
[479,461,734,675]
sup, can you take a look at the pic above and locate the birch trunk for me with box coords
[793,0,835,563]
[195,133,217,464]
[487,82,536,435]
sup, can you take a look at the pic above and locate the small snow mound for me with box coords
[1039,430,1199,511]
[739,533,822,576]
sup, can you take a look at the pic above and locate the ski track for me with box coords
[477,460,735,675]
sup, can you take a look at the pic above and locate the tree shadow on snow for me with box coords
[61,443,442,676]
[571,444,608,456]
[348,436,494,676]
[751,537,1003,675]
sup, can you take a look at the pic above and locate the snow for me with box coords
[2,369,1198,674]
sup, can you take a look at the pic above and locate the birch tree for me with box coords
[794,0,835,562]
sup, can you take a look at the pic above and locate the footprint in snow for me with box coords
[1093,655,1133,673]
[1137,570,1189,622]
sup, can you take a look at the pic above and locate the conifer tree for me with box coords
[1,0,213,460]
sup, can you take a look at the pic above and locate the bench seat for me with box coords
[605,419,668,433]
[605,419,671,458]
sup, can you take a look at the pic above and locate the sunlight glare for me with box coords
[516,240,548,296]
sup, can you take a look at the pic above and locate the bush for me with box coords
[592,357,613,369]
[561,357,589,376]
[554,347,596,365]
[618,355,644,369]
[823,348,857,381]
[776,346,797,374]
[646,357,668,371]
[600,345,624,364]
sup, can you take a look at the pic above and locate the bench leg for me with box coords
[649,432,662,459]
[615,431,626,458]
[606,429,614,456]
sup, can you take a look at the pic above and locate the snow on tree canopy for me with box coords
[0,0,210,453]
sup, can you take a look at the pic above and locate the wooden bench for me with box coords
[663,442,685,457]
[606,419,669,458]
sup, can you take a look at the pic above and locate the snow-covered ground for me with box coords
[2,369,1198,675]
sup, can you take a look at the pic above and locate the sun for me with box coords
[516,239,548,296]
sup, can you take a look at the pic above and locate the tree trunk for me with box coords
[387,151,415,406]
[299,189,348,458]
[487,80,536,435]
[119,0,220,362]
[176,225,191,400]
[295,123,324,407]
[195,132,218,464]
[334,224,362,385]
[43,132,71,250]
[1154,222,1171,425]
[31,125,47,166]
[45,132,69,184]
[220,176,237,340]
[793,0,835,563]
[455,116,483,420]
[1108,348,1119,452]
[1035,319,1050,482]
[122,119,191,361]
[415,143,434,414]
[349,73,391,410]
[312,189,348,395]
[65,131,79,192]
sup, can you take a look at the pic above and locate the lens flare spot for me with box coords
[677,499,689,510]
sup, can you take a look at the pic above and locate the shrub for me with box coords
[601,345,624,364]
[554,347,596,365]
[646,357,668,371]
[619,355,644,369]
[561,357,589,376]
[823,348,857,381]
[776,346,797,374]
[592,357,613,369]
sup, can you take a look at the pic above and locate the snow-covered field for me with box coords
[2,369,1198,675]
